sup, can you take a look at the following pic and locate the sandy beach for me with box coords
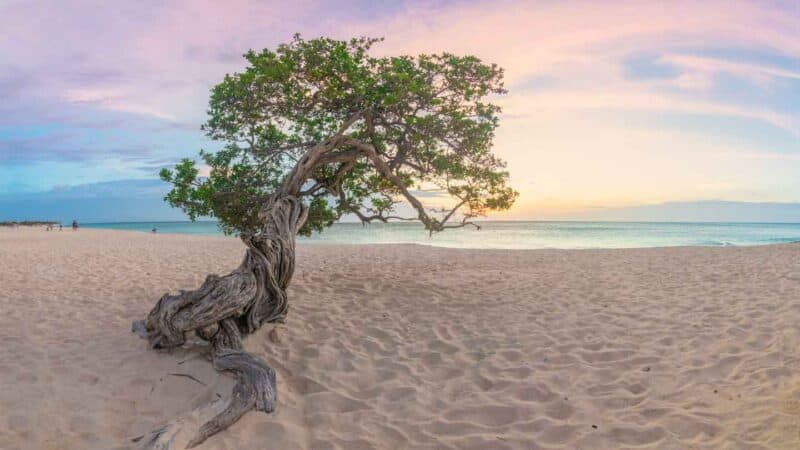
[2,228,800,449]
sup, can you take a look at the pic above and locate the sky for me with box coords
[0,0,798,222]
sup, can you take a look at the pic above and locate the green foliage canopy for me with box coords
[161,35,517,236]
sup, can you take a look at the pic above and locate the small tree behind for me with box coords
[134,35,516,449]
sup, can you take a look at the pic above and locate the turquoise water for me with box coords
[83,221,800,249]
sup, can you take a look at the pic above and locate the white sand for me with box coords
[1,228,800,449]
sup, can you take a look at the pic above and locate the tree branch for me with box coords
[339,136,445,231]
[278,111,364,196]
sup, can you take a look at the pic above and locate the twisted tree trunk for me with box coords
[132,195,307,449]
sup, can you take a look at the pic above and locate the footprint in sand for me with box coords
[778,384,800,416]
[512,382,558,403]
[444,405,520,427]
[15,372,37,383]
[305,391,369,413]
[6,414,30,432]
[606,425,666,446]
[78,373,100,385]
[288,375,328,395]
[544,400,575,420]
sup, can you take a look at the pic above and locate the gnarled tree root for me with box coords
[131,196,306,449]
[132,318,277,449]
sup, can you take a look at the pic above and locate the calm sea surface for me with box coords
[82,221,800,249]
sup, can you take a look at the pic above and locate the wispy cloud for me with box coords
[658,54,800,89]
[501,88,799,134]
[0,0,798,220]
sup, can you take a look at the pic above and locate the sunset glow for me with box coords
[1,0,798,220]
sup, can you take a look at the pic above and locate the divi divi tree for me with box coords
[133,35,516,449]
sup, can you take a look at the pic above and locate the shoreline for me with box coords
[11,226,800,251]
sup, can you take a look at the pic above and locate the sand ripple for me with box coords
[1,228,800,449]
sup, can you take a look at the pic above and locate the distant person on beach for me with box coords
[152,227,157,233]
[71,220,78,231]
[59,224,63,231]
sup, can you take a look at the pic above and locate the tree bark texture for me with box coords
[132,195,307,449]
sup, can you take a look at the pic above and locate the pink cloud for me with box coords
[659,54,800,90]
[2,0,798,206]
[3,0,796,123]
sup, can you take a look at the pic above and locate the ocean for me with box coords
[82,221,800,249]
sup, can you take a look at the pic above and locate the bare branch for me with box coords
[278,111,364,196]
[340,136,439,230]
[316,149,363,166]
[298,182,325,196]
[441,216,482,231]
[439,199,467,225]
